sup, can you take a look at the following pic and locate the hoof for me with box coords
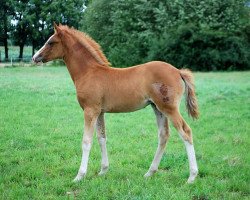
[187,175,197,184]
[144,170,156,178]
[98,167,108,176]
[187,170,198,184]
[187,177,195,184]
[73,173,85,182]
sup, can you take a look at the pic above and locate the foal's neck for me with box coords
[63,41,101,83]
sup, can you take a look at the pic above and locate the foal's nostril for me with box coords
[32,56,36,63]
[32,56,38,63]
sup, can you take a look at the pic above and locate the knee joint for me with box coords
[82,139,92,151]
[98,135,106,144]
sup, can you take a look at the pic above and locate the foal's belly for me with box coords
[104,95,150,113]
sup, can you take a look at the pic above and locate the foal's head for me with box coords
[33,23,64,63]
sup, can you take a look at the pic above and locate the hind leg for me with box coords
[168,110,198,183]
[96,112,109,175]
[145,104,170,177]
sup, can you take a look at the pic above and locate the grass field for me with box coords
[0,66,249,199]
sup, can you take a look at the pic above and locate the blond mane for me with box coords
[60,25,110,66]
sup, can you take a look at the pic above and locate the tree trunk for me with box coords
[3,38,8,61]
[32,39,35,56]
[3,8,9,61]
[19,43,24,60]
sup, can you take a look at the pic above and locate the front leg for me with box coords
[73,108,100,182]
[96,112,109,175]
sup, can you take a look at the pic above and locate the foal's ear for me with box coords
[53,22,61,33]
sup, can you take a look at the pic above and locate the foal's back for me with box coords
[97,61,184,113]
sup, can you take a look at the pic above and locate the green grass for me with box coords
[0,67,249,199]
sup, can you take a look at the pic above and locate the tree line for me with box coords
[82,0,250,70]
[0,0,88,61]
[1,0,249,70]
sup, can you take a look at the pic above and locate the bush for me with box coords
[82,0,250,70]
[147,24,250,71]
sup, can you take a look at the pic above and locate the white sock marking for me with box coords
[184,140,198,183]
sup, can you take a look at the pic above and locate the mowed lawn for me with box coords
[0,66,249,200]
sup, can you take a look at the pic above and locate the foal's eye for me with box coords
[48,41,55,46]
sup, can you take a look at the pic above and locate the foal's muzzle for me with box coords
[32,55,43,63]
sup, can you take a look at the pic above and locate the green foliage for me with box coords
[0,0,87,59]
[83,0,250,70]
[147,24,250,71]
[0,0,15,43]
[81,0,113,54]
[0,67,250,199]
[0,0,16,60]
[28,0,86,50]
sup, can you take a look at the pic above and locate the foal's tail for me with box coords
[180,69,199,119]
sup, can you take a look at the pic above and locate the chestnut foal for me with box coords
[33,23,199,183]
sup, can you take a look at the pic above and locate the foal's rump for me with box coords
[143,61,185,107]
[144,61,199,119]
